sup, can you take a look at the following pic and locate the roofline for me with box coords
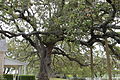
[5,57,29,66]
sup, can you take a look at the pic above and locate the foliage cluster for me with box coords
[16,75,35,80]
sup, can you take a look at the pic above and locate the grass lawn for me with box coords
[50,78,67,80]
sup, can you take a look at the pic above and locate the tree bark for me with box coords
[37,45,53,80]
[104,37,112,80]
[90,46,94,80]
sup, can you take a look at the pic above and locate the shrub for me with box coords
[3,74,13,80]
[16,75,35,80]
[0,75,6,80]
[69,77,86,80]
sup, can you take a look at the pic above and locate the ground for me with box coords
[50,78,67,80]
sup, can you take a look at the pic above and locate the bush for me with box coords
[16,75,35,80]
[0,77,7,80]
[69,77,86,80]
[1,74,35,80]
[3,74,13,80]
[0,75,6,80]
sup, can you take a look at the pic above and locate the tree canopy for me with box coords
[0,0,120,80]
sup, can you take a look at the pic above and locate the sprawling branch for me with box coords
[69,37,103,47]
[52,47,90,66]
[0,30,64,37]
[0,29,65,49]
[22,34,36,48]
[99,2,116,33]
[107,25,120,29]
[93,24,120,31]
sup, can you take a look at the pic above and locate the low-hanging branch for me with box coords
[0,29,64,38]
[52,47,90,66]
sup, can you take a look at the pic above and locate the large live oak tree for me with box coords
[0,0,120,80]
[0,0,89,80]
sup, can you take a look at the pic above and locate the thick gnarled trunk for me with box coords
[38,55,50,80]
[37,45,53,80]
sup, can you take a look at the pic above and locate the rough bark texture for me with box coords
[37,45,53,80]
[90,46,94,79]
[104,37,112,80]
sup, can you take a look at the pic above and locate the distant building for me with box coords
[0,39,28,75]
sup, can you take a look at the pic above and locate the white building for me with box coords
[0,39,28,75]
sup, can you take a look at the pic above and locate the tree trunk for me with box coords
[90,46,94,80]
[37,45,53,80]
[104,37,112,80]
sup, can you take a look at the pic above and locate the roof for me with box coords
[4,58,28,67]
[0,39,7,51]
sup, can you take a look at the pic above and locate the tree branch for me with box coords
[52,47,90,66]
[0,29,64,37]
[99,2,116,33]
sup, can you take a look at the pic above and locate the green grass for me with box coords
[50,78,67,80]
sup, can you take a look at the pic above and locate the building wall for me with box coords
[0,51,4,74]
